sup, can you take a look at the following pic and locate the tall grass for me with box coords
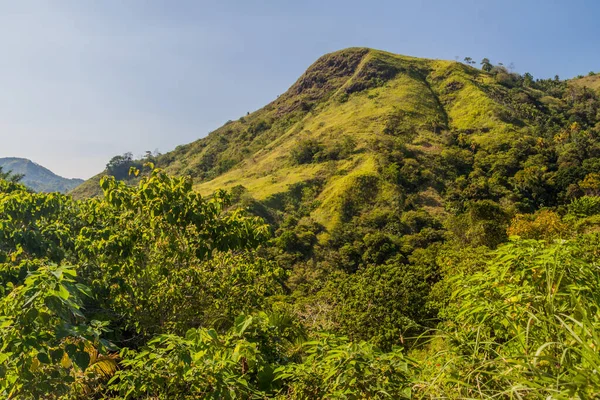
[416,237,600,399]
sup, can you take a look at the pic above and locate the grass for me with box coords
[570,74,600,92]
[311,154,379,231]
[69,173,104,199]
[191,52,449,225]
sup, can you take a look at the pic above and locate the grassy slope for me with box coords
[70,173,104,198]
[72,48,535,229]
[187,50,525,229]
[570,74,600,92]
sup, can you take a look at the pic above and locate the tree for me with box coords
[580,173,600,196]
[463,57,475,65]
[105,152,136,180]
[330,258,435,349]
[507,209,568,240]
[0,166,23,183]
[480,58,493,72]
[77,169,282,336]
[448,200,509,248]
[290,139,324,164]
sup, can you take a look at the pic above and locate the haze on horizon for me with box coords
[1,0,599,179]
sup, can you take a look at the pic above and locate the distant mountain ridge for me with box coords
[0,157,83,193]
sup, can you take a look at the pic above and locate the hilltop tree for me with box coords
[105,152,138,180]
[480,58,493,72]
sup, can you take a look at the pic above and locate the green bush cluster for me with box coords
[290,136,356,165]
[0,170,417,399]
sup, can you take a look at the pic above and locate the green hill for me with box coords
[73,47,600,232]
[0,157,83,193]
[73,47,510,209]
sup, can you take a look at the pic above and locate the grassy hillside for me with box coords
[0,157,83,193]
[71,47,600,288]
[78,49,598,229]
[73,48,600,254]
[571,73,600,91]
[162,49,515,200]
[71,46,600,274]
[74,49,548,208]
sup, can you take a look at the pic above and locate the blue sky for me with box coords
[1,0,599,179]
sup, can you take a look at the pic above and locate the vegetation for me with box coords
[7,48,600,397]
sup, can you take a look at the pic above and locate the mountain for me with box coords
[0,157,83,193]
[72,48,600,230]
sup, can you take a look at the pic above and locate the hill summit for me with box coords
[0,157,83,193]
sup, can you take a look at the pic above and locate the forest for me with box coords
[2,50,600,399]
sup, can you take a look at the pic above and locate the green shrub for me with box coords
[277,334,412,399]
[290,139,324,164]
[568,195,600,217]
[0,264,113,399]
[331,260,435,349]
[109,315,412,399]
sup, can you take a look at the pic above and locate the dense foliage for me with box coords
[2,165,600,398]
[0,170,416,398]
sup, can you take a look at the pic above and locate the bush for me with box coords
[80,171,281,336]
[507,209,569,239]
[110,315,412,399]
[331,260,434,349]
[568,195,600,217]
[290,139,324,164]
[279,334,411,399]
[495,71,517,87]
[339,174,380,222]
[0,264,113,398]
[290,137,355,165]
[580,173,600,196]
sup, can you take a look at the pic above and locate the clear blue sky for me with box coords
[1,0,599,179]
